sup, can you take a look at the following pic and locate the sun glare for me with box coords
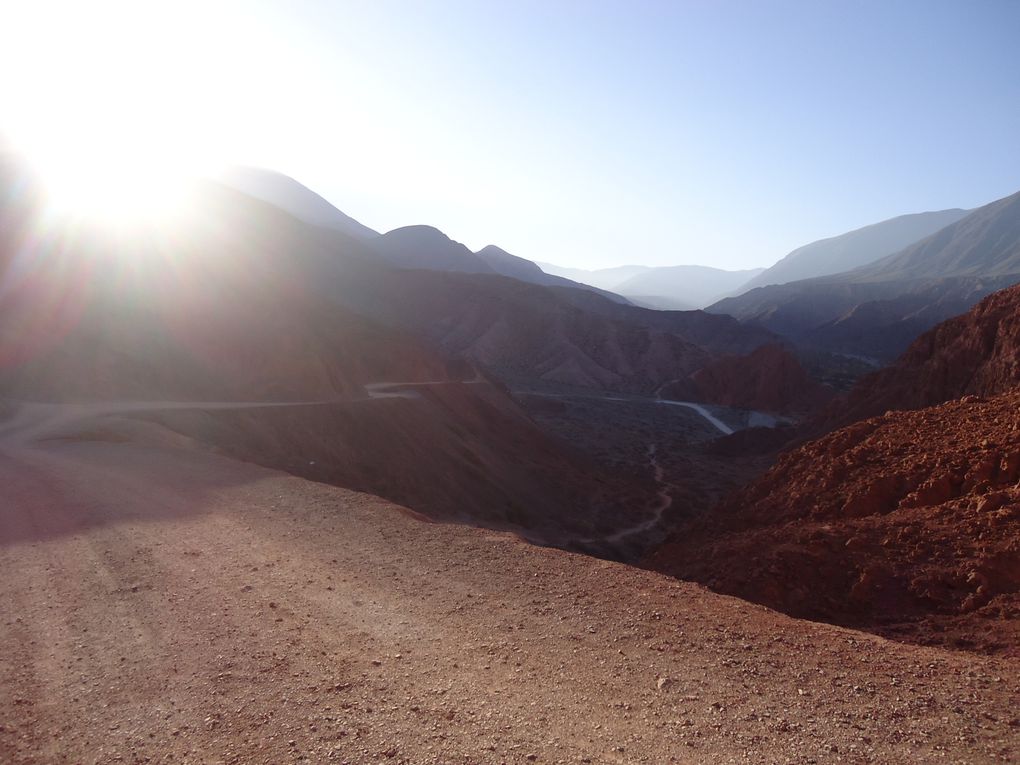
[1,1,245,224]
[16,132,203,224]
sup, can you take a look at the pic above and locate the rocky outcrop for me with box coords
[650,286,1020,653]
[646,391,1020,655]
[827,283,1020,427]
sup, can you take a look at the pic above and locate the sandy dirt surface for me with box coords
[0,410,1018,764]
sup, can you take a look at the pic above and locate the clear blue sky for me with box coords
[6,1,1020,269]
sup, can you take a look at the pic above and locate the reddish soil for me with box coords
[646,390,1020,657]
[1,412,1018,764]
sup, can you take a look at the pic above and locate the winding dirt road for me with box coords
[0,406,1017,764]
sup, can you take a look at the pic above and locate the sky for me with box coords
[2,0,1020,270]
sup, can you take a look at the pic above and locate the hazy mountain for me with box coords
[539,262,764,309]
[852,191,1020,281]
[537,263,651,291]
[372,225,496,274]
[740,208,971,292]
[217,165,380,240]
[613,265,765,309]
[218,168,630,302]
[477,245,630,303]
[709,190,1020,361]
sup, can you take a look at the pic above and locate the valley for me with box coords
[2,141,1020,764]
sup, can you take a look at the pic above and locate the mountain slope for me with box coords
[332,266,777,393]
[709,190,1020,361]
[854,191,1020,280]
[371,225,495,273]
[741,208,971,291]
[475,245,630,303]
[647,284,1020,654]
[824,283,1020,427]
[0,169,635,535]
[217,165,380,240]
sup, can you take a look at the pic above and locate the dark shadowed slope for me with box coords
[678,344,834,414]
[0,170,639,536]
[331,266,777,393]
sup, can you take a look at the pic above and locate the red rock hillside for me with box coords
[645,390,1020,655]
[823,283,1020,428]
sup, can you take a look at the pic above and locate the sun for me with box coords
[13,128,205,224]
[1,0,235,224]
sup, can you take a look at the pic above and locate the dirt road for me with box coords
[0,410,1017,764]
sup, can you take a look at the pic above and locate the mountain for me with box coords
[372,225,495,273]
[327,267,775,393]
[217,165,380,240]
[475,245,630,303]
[537,263,650,291]
[219,168,632,303]
[612,265,765,309]
[0,167,639,537]
[539,262,763,309]
[823,283,1020,428]
[852,191,1020,281]
[709,190,1020,361]
[740,208,971,291]
[646,283,1020,654]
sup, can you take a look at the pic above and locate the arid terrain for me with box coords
[1,406,1018,765]
[2,136,1018,765]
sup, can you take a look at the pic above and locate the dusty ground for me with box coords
[0,412,1018,764]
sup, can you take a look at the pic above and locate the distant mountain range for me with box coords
[222,164,1020,374]
[538,262,764,310]
[739,208,972,292]
[218,166,630,304]
[709,191,1020,361]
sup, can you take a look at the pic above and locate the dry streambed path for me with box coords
[0,407,1017,764]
